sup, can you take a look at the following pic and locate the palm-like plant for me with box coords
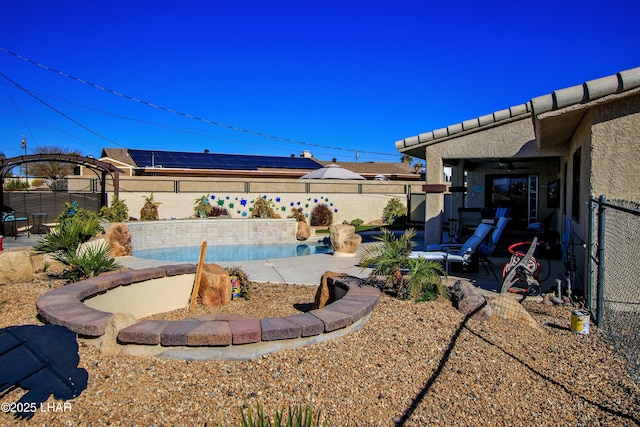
[53,241,119,282]
[405,256,448,301]
[358,228,416,294]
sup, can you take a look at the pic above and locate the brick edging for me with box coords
[35,266,379,348]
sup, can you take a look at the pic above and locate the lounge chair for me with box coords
[410,222,494,275]
[475,216,510,280]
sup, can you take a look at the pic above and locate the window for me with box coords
[485,174,538,229]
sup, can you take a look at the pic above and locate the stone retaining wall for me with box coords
[35,266,379,360]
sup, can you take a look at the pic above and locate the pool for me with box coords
[133,242,333,263]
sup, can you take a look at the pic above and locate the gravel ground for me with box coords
[1,273,640,426]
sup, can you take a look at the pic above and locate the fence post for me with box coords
[596,195,606,328]
[587,196,595,313]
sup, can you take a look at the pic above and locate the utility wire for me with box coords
[1,47,398,158]
[0,71,125,148]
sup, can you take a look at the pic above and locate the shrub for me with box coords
[382,197,407,224]
[3,179,28,191]
[32,216,101,255]
[210,206,229,217]
[251,196,277,218]
[239,403,331,427]
[310,204,333,226]
[194,195,213,218]
[288,207,306,222]
[99,196,129,222]
[53,241,119,283]
[350,218,364,226]
[140,193,161,220]
[56,201,101,227]
[405,256,447,301]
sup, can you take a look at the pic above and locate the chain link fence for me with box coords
[593,197,640,382]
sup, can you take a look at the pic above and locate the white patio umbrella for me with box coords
[300,163,366,180]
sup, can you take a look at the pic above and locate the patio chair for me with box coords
[1,208,30,239]
[409,222,494,275]
[475,216,510,280]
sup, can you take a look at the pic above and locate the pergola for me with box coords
[0,153,121,213]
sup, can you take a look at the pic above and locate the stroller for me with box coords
[500,238,542,297]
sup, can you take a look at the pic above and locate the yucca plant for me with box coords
[53,241,119,282]
[32,215,102,255]
[239,403,331,427]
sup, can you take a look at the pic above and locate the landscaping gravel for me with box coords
[1,273,639,426]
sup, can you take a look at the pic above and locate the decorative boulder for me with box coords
[99,313,137,356]
[0,251,33,285]
[329,224,362,256]
[449,280,493,321]
[105,223,132,257]
[489,294,541,330]
[313,271,349,309]
[296,221,311,241]
[199,263,231,306]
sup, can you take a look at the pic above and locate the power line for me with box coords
[1,47,398,158]
[0,71,125,148]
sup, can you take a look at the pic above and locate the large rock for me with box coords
[313,271,349,309]
[489,294,541,330]
[105,223,132,257]
[449,280,493,321]
[296,221,311,241]
[199,263,231,306]
[0,250,33,285]
[100,313,138,355]
[329,224,362,256]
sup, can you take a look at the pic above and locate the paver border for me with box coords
[35,265,379,359]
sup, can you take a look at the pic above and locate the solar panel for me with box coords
[127,149,321,171]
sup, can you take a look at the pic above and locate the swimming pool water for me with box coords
[133,242,333,263]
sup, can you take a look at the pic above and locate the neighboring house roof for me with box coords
[319,160,420,179]
[395,66,640,154]
[101,148,137,167]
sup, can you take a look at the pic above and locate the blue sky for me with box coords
[1,1,638,164]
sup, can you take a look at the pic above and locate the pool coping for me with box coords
[35,265,380,360]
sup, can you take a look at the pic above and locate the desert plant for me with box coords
[99,196,129,222]
[3,179,29,191]
[251,196,277,218]
[350,218,364,226]
[358,228,416,295]
[53,241,119,282]
[381,197,407,224]
[210,205,229,217]
[239,403,331,427]
[225,266,251,300]
[33,214,102,255]
[194,195,213,218]
[309,204,333,226]
[405,256,447,301]
[56,201,101,227]
[288,207,306,222]
[140,193,161,220]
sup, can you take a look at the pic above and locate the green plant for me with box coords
[350,218,364,226]
[381,197,407,224]
[3,179,29,191]
[193,195,213,218]
[53,241,119,282]
[251,196,277,218]
[405,256,448,301]
[225,266,251,300]
[33,214,102,255]
[288,207,306,222]
[310,204,333,226]
[358,228,416,295]
[56,201,101,227]
[140,193,161,220]
[239,403,331,427]
[99,196,129,222]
